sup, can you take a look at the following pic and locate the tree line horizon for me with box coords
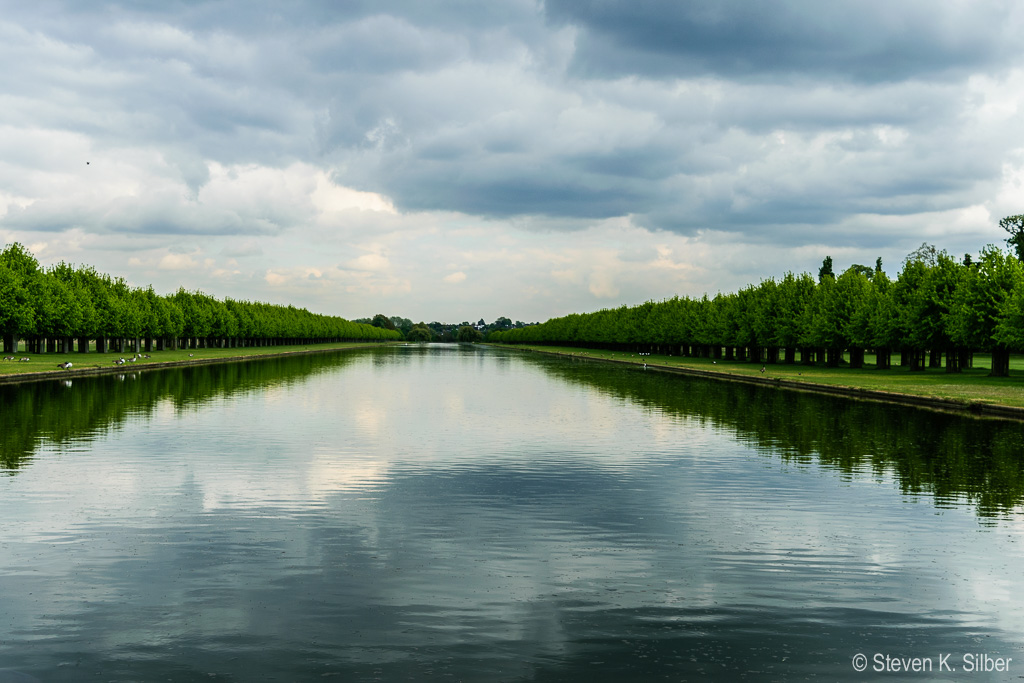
[5,214,1024,365]
[0,242,401,355]
[490,216,1024,377]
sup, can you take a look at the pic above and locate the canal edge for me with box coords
[0,342,400,386]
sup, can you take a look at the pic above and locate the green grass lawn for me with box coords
[493,344,1024,409]
[0,341,395,377]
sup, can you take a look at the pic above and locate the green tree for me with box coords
[371,313,397,331]
[407,323,432,342]
[0,260,34,353]
[773,272,815,363]
[0,243,40,353]
[1000,214,1024,262]
[950,246,1023,376]
[457,325,483,342]
[836,267,873,368]
[818,255,834,283]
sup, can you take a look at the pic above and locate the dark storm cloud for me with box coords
[545,0,1022,82]
[2,0,1022,250]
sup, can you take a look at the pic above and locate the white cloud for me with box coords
[443,271,467,284]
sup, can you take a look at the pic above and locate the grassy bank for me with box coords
[489,343,1024,413]
[0,341,398,382]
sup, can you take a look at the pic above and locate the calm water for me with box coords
[2,344,1024,681]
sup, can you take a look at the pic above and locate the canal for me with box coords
[1,344,1022,681]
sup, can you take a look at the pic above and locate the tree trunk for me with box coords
[989,348,1011,377]
[929,348,942,368]
[945,347,961,373]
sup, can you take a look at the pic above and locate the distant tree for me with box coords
[371,313,396,331]
[1000,214,1024,262]
[905,242,938,267]
[818,256,834,282]
[493,316,512,330]
[875,257,883,273]
[406,323,432,342]
[457,325,483,342]
[389,316,412,331]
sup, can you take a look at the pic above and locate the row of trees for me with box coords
[0,243,401,354]
[490,243,1024,376]
[356,314,533,342]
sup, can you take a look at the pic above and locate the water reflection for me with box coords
[0,351,363,471]
[525,353,1024,518]
[1,345,1023,681]
[5,346,1023,518]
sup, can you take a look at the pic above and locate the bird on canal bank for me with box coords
[57,361,72,369]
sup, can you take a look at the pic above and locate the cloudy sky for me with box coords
[2,1,1024,323]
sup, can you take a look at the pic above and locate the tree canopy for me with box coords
[491,242,1024,376]
[0,243,401,352]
